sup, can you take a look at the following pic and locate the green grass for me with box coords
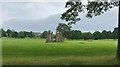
[2,38,118,65]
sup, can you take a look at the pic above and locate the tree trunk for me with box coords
[116,1,120,62]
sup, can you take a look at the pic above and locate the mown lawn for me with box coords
[2,38,118,65]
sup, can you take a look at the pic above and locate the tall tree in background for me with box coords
[61,0,120,60]
[29,31,34,38]
[11,30,18,38]
[107,31,112,39]
[56,23,71,33]
[101,30,109,39]
[40,31,48,38]
[82,32,94,40]
[18,31,26,38]
[0,28,6,37]
[112,27,118,39]
[93,31,101,40]
[56,23,72,39]
[6,29,12,37]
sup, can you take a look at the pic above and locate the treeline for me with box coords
[0,28,35,38]
[0,27,118,40]
[41,28,118,40]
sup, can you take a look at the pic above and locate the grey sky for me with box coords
[2,1,118,33]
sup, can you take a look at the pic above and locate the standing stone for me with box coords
[56,32,59,42]
[46,30,64,43]
[56,31,64,42]
[60,32,64,42]
[51,32,54,42]
[46,30,52,43]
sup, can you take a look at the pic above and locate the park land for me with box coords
[2,38,118,65]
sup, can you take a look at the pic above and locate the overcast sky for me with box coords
[1,0,118,33]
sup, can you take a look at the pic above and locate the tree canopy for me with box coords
[61,0,119,25]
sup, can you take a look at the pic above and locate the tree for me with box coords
[61,0,120,60]
[62,30,82,40]
[82,32,94,40]
[0,28,7,37]
[107,31,112,39]
[6,29,12,37]
[56,23,71,33]
[29,31,34,38]
[11,31,18,38]
[112,27,118,39]
[40,31,47,38]
[56,23,72,39]
[101,30,109,39]
[73,30,82,39]
[19,31,34,38]
[62,31,71,39]
[93,31,101,40]
[18,31,26,38]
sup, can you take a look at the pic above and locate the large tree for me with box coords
[101,30,110,39]
[6,29,12,37]
[18,31,26,38]
[93,31,101,40]
[56,23,71,33]
[11,30,18,38]
[56,23,72,39]
[40,31,48,38]
[61,0,120,60]
[82,32,94,40]
[0,28,7,37]
[112,27,118,39]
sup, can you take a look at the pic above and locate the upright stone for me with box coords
[56,31,59,42]
[46,30,51,43]
[51,32,54,42]
[56,31,64,42]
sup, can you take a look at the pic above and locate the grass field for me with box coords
[2,38,118,65]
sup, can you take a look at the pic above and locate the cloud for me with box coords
[3,14,62,32]
[72,7,118,32]
[2,2,118,32]
[3,0,68,2]
[2,2,66,21]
